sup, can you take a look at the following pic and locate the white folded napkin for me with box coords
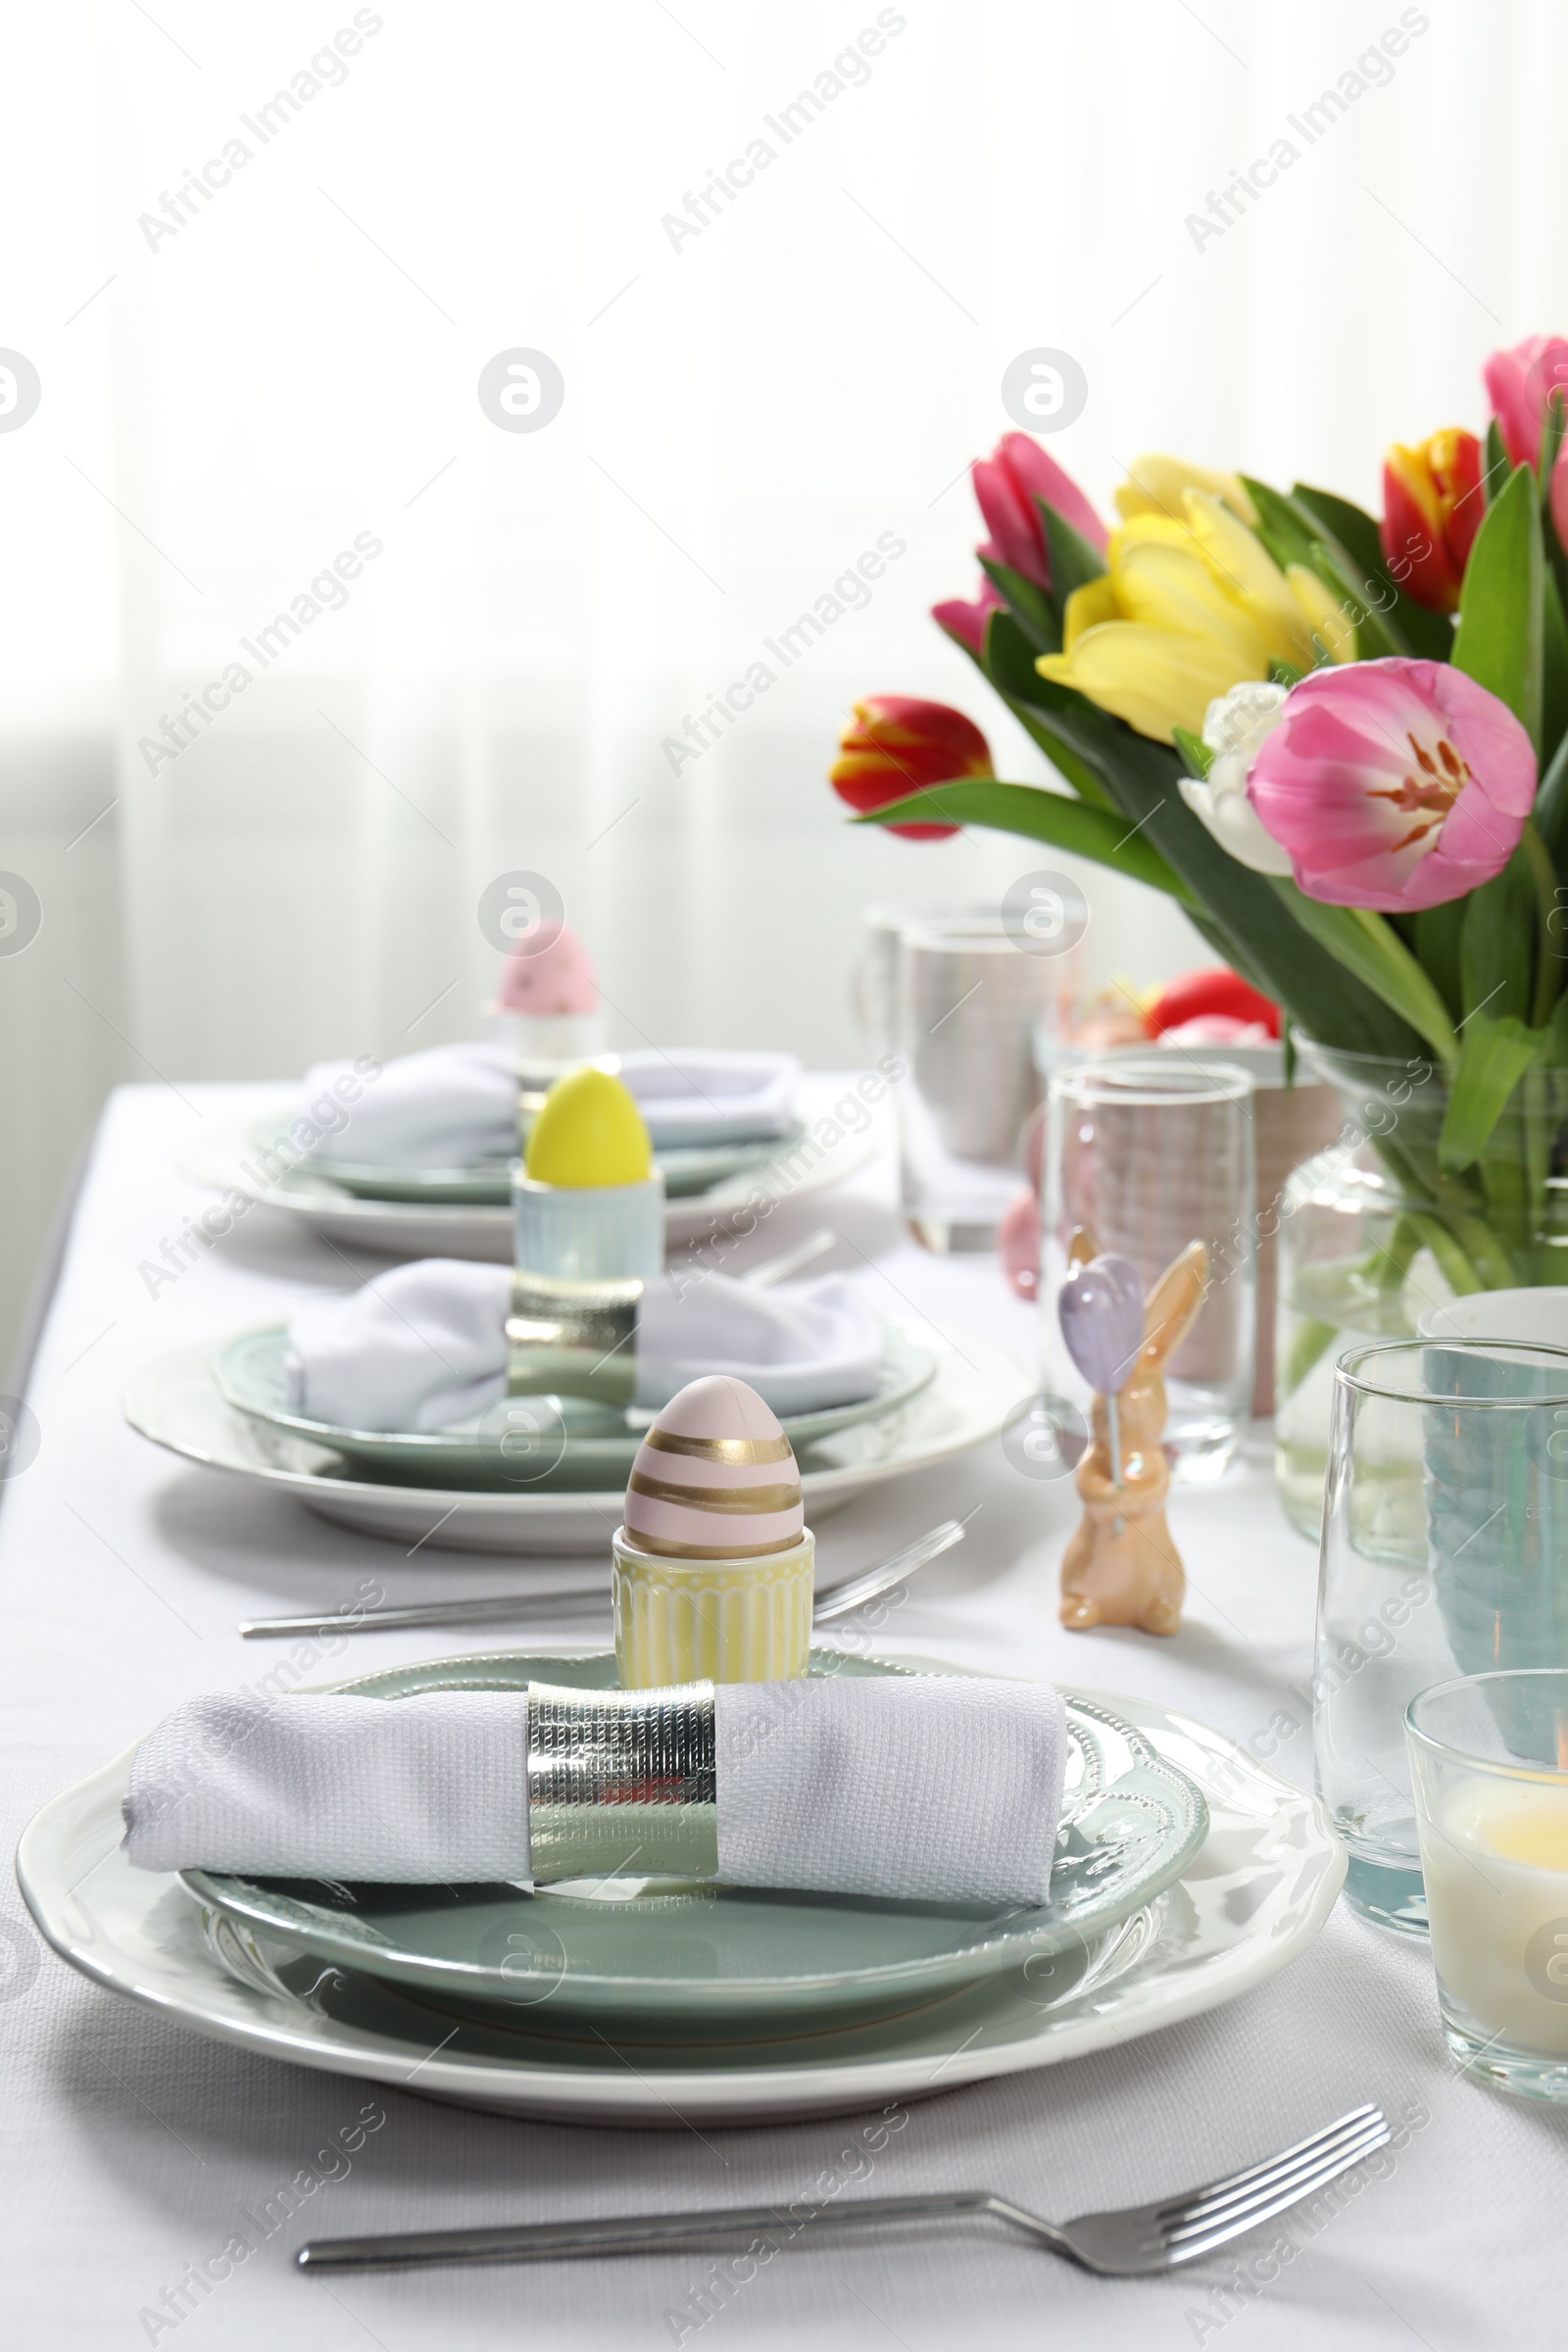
[122,1677,1066,1905]
[304,1042,516,1172]
[614,1049,800,1150]
[283,1258,884,1431]
[299,1044,800,1172]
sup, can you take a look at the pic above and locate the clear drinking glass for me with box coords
[895,913,1068,1251]
[1317,1339,1568,1938]
[853,899,989,1057]
[1042,1058,1256,1480]
[1408,1670,1568,2100]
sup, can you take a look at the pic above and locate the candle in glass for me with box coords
[1408,1670,1568,2100]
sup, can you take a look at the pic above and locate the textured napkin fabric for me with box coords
[303,1042,517,1172]
[299,1043,800,1171]
[283,1258,884,1431]
[613,1048,800,1150]
[122,1677,1066,1904]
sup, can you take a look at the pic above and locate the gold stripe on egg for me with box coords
[626,1470,802,1514]
[621,1526,804,1560]
[641,1426,794,1466]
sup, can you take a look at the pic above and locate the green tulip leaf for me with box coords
[851,780,1193,901]
[1270,886,1459,1067]
[1439,1012,1545,1173]
[1412,900,1466,1024]
[972,610,1115,808]
[1171,725,1212,780]
[1038,502,1106,621]
[1544,568,1568,770]
[1533,722,1568,861]
[1461,847,1535,1025]
[1305,542,1402,662]
[1290,482,1455,662]
[1541,389,1567,500]
[1451,462,1544,753]
[1483,419,1510,505]
[977,555,1058,656]
[1239,477,1319,573]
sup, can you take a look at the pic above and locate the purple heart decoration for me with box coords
[1057,1252,1146,1396]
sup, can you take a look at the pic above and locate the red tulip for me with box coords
[932,573,1002,656]
[1380,428,1484,612]
[829,697,992,840]
[970,432,1106,591]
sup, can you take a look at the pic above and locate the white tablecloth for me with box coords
[2,1082,1560,2350]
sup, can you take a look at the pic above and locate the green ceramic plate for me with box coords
[213,1322,938,1492]
[260,1119,809,1206]
[182,1649,1207,2033]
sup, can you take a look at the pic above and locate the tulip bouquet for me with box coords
[835,335,1568,1301]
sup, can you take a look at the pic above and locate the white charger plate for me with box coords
[175,1083,878,1261]
[122,1317,1028,1554]
[18,1673,1344,2127]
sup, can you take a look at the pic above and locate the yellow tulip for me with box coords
[1114,453,1258,529]
[1038,490,1352,744]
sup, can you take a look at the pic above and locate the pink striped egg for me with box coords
[622,1376,804,1560]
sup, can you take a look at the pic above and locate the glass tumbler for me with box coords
[895,913,1063,1251]
[1316,1338,1568,1937]
[1408,1669,1568,2100]
[1043,1058,1255,1480]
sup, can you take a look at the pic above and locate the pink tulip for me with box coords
[1483,334,1568,466]
[969,432,1106,590]
[932,573,1002,654]
[1247,659,1536,912]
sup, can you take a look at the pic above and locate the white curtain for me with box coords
[3,0,1564,1361]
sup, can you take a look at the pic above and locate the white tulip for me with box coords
[1177,680,1295,875]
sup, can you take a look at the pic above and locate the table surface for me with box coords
[4,1080,1562,2350]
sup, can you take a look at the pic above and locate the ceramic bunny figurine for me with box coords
[1058,1232,1209,1637]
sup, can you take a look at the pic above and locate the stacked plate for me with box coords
[19,1648,1345,2124]
[124,1314,1026,1554]
[176,1087,878,1262]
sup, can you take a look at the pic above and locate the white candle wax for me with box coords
[1422,1773,1568,2055]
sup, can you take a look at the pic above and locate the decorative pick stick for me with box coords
[1057,1250,1145,1527]
[1055,1240,1209,1638]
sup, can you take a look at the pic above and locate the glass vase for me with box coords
[1275,1041,1568,1539]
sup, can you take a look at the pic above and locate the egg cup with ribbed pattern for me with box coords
[612,1527,814,1687]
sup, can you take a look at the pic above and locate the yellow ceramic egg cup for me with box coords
[612,1528,814,1687]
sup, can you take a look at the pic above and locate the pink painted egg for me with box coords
[622,1375,804,1560]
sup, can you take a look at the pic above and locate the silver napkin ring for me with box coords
[507,1271,642,1407]
[526,1679,718,1883]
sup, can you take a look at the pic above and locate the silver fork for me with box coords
[296,2105,1389,2277]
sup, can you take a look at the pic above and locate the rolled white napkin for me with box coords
[283,1258,884,1431]
[122,1677,1066,1905]
[299,1044,800,1172]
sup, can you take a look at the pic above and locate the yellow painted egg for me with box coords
[524,1065,651,1189]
